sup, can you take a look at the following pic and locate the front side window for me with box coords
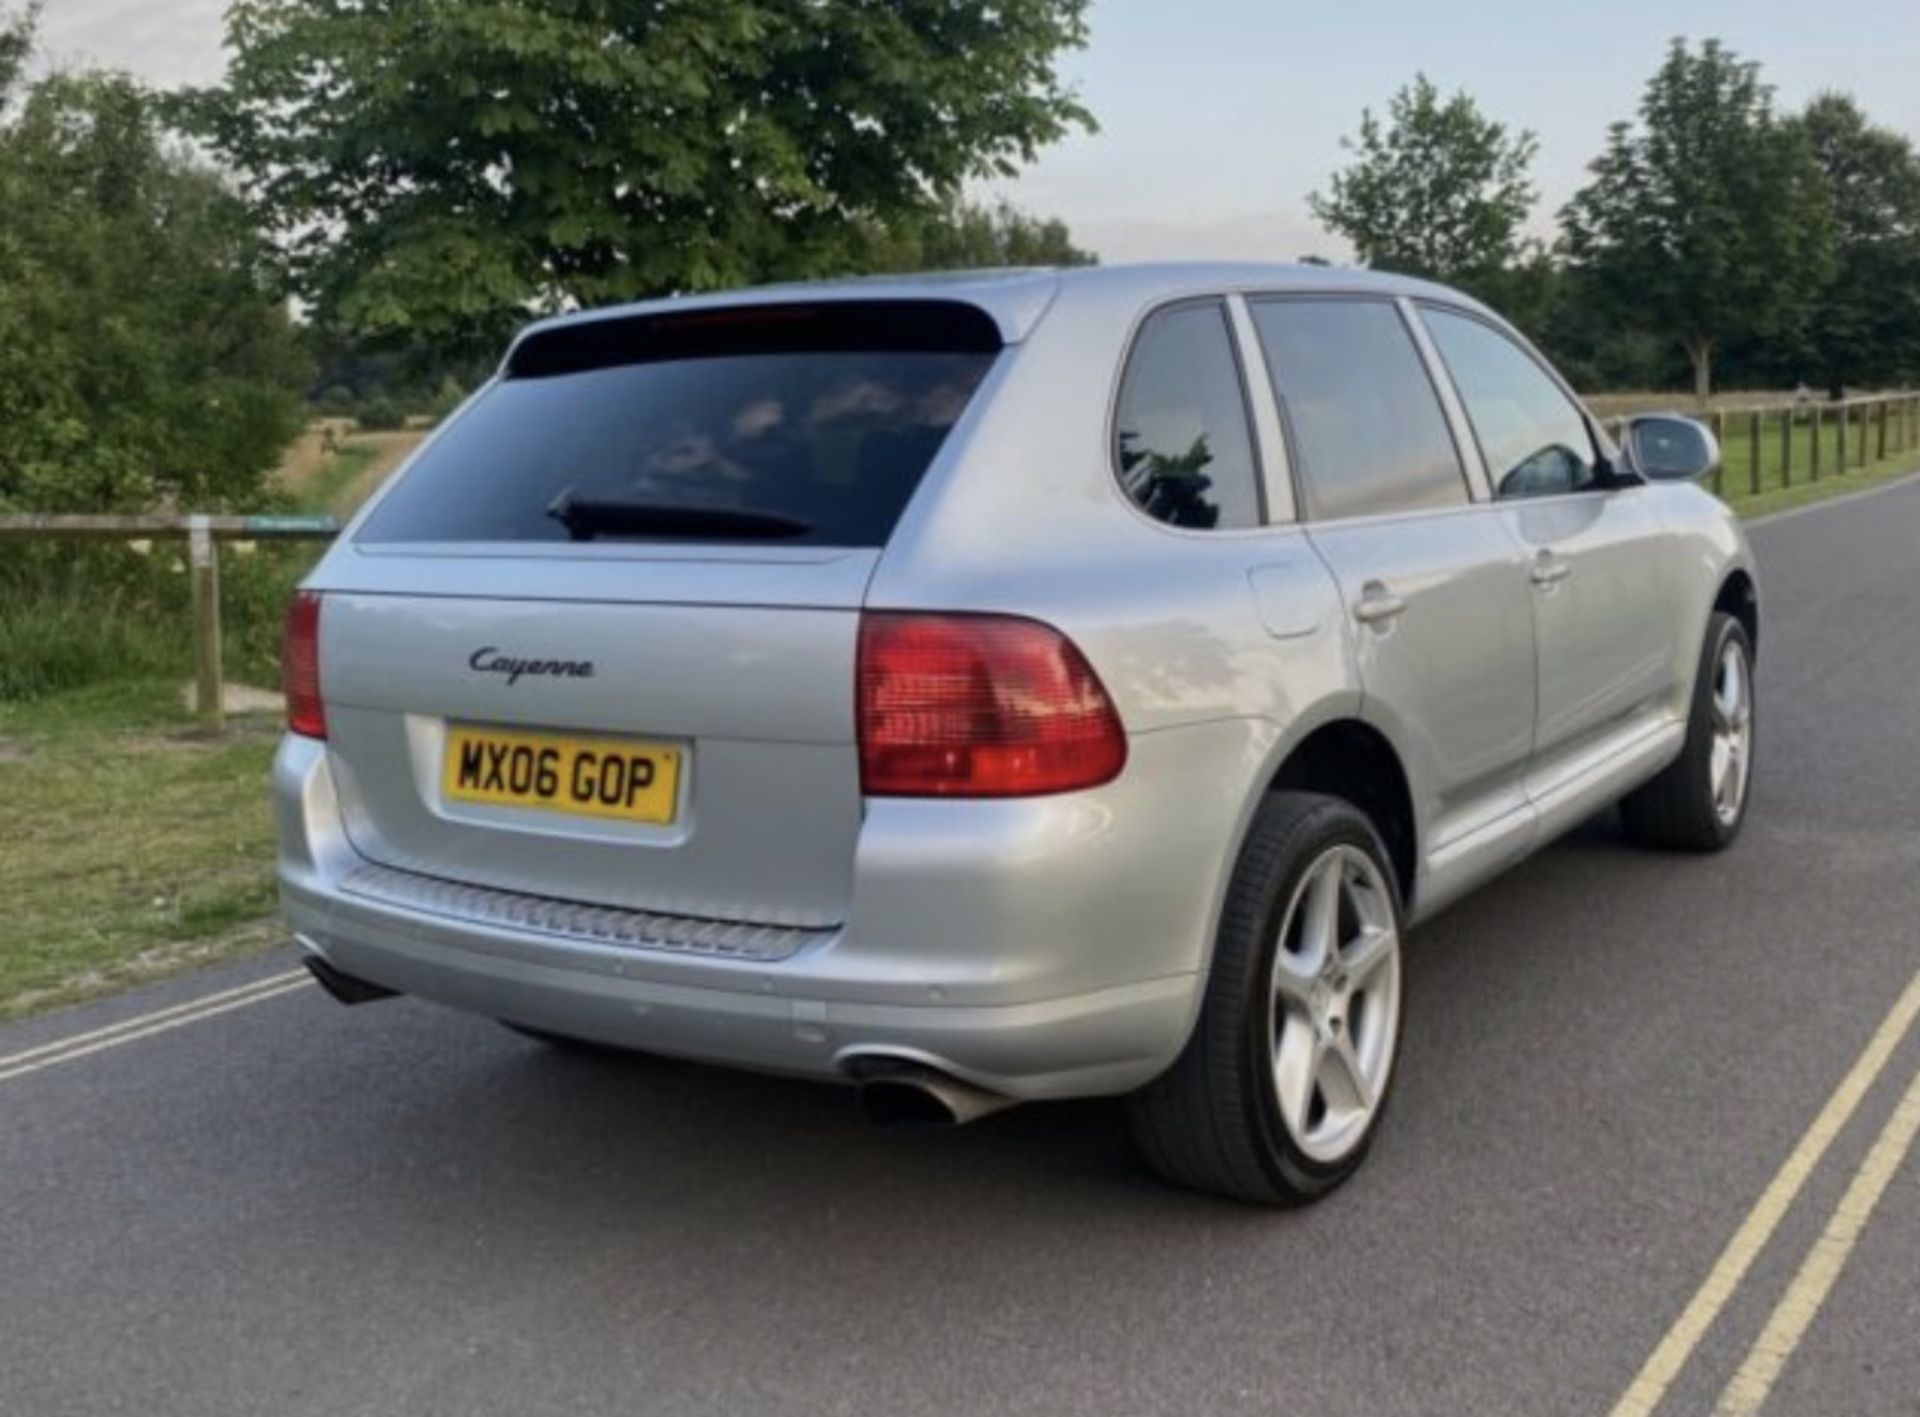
[1249,299,1468,521]
[1422,307,1599,501]
[1111,301,1262,530]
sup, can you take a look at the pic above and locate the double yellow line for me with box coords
[0,969,312,1084]
[1611,966,1920,1416]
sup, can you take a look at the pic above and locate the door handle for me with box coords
[1530,553,1572,588]
[1353,582,1407,627]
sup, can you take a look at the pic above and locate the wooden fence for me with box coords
[0,513,340,733]
[1600,392,1920,501]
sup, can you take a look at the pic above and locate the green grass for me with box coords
[0,540,323,703]
[1670,404,1920,518]
[0,679,284,1018]
[297,442,378,515]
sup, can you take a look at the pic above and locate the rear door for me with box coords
[307,300,1003,928]
[1246,296,1538,858]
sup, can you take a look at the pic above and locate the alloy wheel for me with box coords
[1709,640,1754,827]
[1268,844,1402,1164]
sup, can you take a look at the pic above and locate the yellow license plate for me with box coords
[442,725,681,825]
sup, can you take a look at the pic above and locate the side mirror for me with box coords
[1625,414,1720,482]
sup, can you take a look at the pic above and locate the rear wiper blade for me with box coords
[546,488,812,542]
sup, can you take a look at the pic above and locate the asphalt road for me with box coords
[6,475,1920,1417]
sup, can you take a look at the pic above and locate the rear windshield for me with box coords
[356,301,1000,548]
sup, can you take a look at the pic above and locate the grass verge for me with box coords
[0,679,284,1019]
[1681,405,1919,518]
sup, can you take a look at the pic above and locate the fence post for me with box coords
[1838,405,1849,475]
[1748,411,1761,496]
[1877,399,1889,462]
[1811,407,1822,481]
[1780,406,1793,487]
[188,514,224,735]
[1709,410,1725,495]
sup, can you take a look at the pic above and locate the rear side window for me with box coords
[1421,306,1599,500]
[1249,299,1468,521]
[356,302,999,547]
[1112,301,1262,531]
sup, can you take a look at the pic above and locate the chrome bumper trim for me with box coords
[336,862,828,963]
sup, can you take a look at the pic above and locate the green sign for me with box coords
[241,514,341,535]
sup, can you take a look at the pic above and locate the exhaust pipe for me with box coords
[303,955,399,1006]
[852,1060,1017,1127]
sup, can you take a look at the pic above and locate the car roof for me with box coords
[504,262,1488,356]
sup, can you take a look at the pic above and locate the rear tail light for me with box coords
[283,590,326,740]
[857,612,1127,797]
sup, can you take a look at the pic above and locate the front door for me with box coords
[1501,489,1674,789]
[1415,304,1679,801]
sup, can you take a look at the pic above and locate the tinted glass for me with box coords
[359,343,994,547]
[1250,299,1467,521]
[1112,301,1262,530]
[1424,307,1598,500]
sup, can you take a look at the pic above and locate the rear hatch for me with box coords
[306,300,1003,928]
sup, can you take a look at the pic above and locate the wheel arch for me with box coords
[1264,718,1419,910]
[1715,568,1759,658]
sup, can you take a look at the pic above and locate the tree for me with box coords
[0,8,307,512]
[1561,40,1832,405]
[1309,75,1538,294]
[193,0,1095,361]
[1787,93,1920,394]
[914,198,1095,270]
[0,3,29,98]
[870,197,1095,272]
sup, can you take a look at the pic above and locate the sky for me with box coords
[35,0,1920,263]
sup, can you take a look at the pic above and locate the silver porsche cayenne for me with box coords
[276,263,1758,1203]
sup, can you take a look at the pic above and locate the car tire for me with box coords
[1620,612,1755,852]
[1127,791,1405,1205]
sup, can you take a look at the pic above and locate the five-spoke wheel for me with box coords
[1268,844,1401,1165]
[1708,637,1754,828]
[1623,611,1756,851]
[1128,792,1405,1205]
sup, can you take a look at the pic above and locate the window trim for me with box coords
[1245,293,1480,525]
[1411,298,1622,506]
[1105,294,1272,537]
[1226,294,1298,524]
[1398,297,1495,504]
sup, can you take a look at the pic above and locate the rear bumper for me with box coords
[276,723,1269,1099]
[285,888,1195,1098]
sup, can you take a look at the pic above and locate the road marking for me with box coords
[1608,965,1920,1417]
[0,971,313,1084]
[0,969,309,1070]
[1712,1065,1920,1416]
